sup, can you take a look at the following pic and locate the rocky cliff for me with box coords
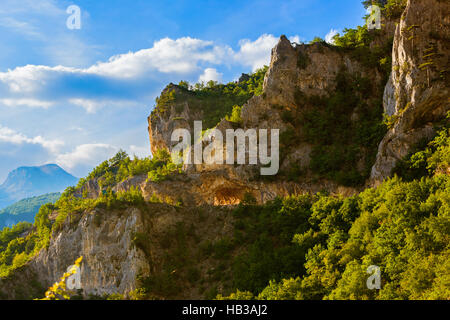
[149,0,448,188]
[371,0,450,182]
[0,203,235,299]
[147,38,387,198]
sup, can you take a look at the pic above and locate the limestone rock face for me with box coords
[33,208,150,297]
[0,203,237,299]
[0,207,150,299]
[147,35,383,197]
[261,37,372,107]
[148,84,203,155]
[371,0,450,182]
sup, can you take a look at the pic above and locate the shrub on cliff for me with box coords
[76,149,179,191]
[152,66,268,129]
[393,115,450,180]
[299,70,386,186]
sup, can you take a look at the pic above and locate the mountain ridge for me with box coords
[0,164,78,209]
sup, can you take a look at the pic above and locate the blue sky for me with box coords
[0,0,366,181]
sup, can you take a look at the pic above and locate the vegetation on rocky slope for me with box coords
[215,115,449,300]
[0,147,187,281]
[75,149,181,191]
[0,186,149,280]
[393,114,450,180]
[218,174,448,300]
[152,66,267,129]
[363,0,407,19]
[294,70,387,186]
[0,117,448,299]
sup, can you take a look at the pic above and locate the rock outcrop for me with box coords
[148,84,204,155]
[0,203,235,299]
[371,0,450,182]
[0,207,149,299]
[147,36,387,198]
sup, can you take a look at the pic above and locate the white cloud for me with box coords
[0,32,309,180]
[325,29,339,44]
[0,125,63,153]
[0,34,303,117]
[55,143,118,171]
[0,17,43,39]
[0,37,230,97]
[234,34,277,71]
[0,35,227,88]
[0,98,54,108]
[129,145,149,158]
[0,0,64,16]
[233,34,301,71]
[0,64,74,93]
[55,143,151,177]
[289,35,302,45]
[0,34,301,94]
[69,126,85,133]
[198,68,223,83]
[44,35,98,68]
[69,98,105,114]
[86,37,229,78]
[69,98,143,114]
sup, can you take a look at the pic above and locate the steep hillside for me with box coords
[371,0,450,182]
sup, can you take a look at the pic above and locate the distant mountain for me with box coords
[0,192,61,229]
[0,164,78,209]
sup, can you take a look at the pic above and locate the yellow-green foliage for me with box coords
[225,105,242,124]
[154,89,176,114]
[393,117,450,180]
[220,117,450,299]
[0,147,181,281]
[219,173,449,300]
[76,149,180,190]
[0,187,147,279]
[298,70,387,186]
[332,19,393,79]
[383,113,399,129]
[147,162,181,183]
[217,289,254,300]
[40,256,83,300]
[0,204,55,278]
[362,0,407,19]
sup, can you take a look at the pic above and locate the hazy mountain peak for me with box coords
[0,164,78,209]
